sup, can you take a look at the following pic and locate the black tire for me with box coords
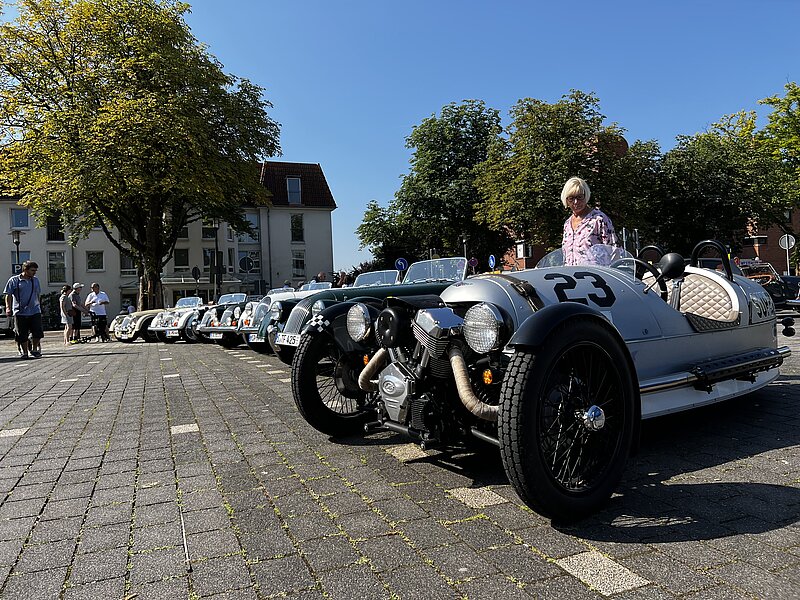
[291,333,373,436]
[217,334,240,349]
[245,338,273,354]
[498,319,637,522]
[182,315,200,343]
[156,331,177,344]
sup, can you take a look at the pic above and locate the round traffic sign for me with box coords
[191,266,201,281]
[488,254,496,269]
[779,234,796,250]
[468,257,478,267]
[239,256,255,272]
[395,257,408,271]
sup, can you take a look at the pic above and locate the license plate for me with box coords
[210,332,223,339]
[276,332,301,347]
[249,333,264,342]
[120,333,129,340]
[166,329,180,337]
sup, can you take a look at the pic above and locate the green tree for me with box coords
[474,90,632,251]
[655,112,790,254]
[357,100,512,267]
[760,82,800,203]
[0,0,280,308]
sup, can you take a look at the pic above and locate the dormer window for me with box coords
[287,177,301,205]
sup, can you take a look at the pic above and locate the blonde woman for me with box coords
[560,176,616,266]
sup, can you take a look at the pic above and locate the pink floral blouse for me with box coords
[562,208,617,266]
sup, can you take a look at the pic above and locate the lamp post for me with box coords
[11,229,21,265]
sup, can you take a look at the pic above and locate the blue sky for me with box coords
[104,2,800,268]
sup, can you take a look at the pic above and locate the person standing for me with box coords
[3,260,44,359]
[85,282,111,342]
[70,282,89,342]
[59,284,73,345]
[560,176,617,266]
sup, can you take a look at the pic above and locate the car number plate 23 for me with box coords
[276,332,301,347]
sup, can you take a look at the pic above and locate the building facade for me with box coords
[2,161,335,315]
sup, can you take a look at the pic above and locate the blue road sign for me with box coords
[395,257,409,271]
[488,255,496,269]
[12,263,22,275]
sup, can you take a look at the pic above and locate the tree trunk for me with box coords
[139,261,164,310]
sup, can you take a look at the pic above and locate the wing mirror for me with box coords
[658,253,685,280]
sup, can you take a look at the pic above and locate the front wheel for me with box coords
[291,333,373,436]
[498,319,637,522]
[182,315,200,343]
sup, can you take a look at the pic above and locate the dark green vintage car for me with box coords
[263,258,468,365]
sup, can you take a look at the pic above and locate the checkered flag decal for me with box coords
[308,315,330,332]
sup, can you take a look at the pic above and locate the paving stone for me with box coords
[190,553,252,597]
[132,522,183,552]
[317,562,389,599]
[250,553,316,596]
[129,546,188,584]
[84,502,131,527]
[455,574,531,599]
[133,500,181,527]
[186,528,241,560]
[16,539,77,572]
[78,522,130,554]
[129,576,189,600]
[0,516,36,541]
[382,564,458,599]
[447,517,514,551]
[29,515,83,544]
[359,534,420,572]
[481,543,563,582]
[299,533,360,572]
[1,566,67,599]
[239,529,296,561]
[335,509,394,540]
[0,538,22,565]
[285,511,340,542]
[709,560,800,599]
[424,542,500,582]
[524,574,604,599]
[68,546,128,585]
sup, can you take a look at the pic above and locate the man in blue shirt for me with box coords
[3,260,44,359]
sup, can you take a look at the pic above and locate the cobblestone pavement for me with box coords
[0,328,799,600]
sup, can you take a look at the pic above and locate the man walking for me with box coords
[70,282,89,342]
[85,282,111,341]
[3,260,44,359]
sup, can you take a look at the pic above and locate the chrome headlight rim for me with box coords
[463,302,505,354]
[346,303,372,342]
[311,299,329,317]
[270,301,283,322]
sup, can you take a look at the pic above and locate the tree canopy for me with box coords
[356,100,512,267]
[0,0,281,308]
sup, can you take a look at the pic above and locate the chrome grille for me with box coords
[412,320,449,358]
[284,298,315,334]
[429,356,452,378]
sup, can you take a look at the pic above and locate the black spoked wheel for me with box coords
[292,333,373,436]
[499,319,637,521]
[182,315,200,343]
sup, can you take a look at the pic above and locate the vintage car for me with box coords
[147,296,208,343]
[289,241,792,521]
[113,308,163,342]
[740,261,788,309]
[195,293,260,347]
[239,286,334,353]
[0,294,13,336]
[269,258,468,365]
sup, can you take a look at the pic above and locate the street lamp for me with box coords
[10,229,21,264]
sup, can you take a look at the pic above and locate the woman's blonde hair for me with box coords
[560,176,591,208]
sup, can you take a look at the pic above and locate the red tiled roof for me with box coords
[259,161,336,209]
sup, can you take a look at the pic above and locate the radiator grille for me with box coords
[412,321,449,358]
[284,298,314,334]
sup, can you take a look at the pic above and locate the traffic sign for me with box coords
[11,263,22,275]
[395,257,408,271]
[239,256,255,272]
[468,257,478,267]
[779,234,795,250]
[191,266,201,281]
[488,255,496,269]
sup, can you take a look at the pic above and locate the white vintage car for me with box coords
[147,296,208,343]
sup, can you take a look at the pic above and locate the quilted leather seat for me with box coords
[678,273,737,322]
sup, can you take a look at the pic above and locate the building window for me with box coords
[228,247,236,272]
[173,248,189,272]
[48,251,66,283]
[178,226,189,239]
[226,224,234,241]
[292,249,305,278]
[291,214,304,242]
[120,254,137,276]
[203,248,213,272]
[238,212,259,243]
[287,177,301,205]
[202,219,217,240]
[742,236,768,247]
[46,216,65,241]
[515,241,532,259]
[86,251,104,271]
[238,250,260,273]
[11,208,29,228]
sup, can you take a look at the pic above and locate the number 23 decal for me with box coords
[544,272,616,307]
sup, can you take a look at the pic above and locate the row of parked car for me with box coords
[109,245,794,522]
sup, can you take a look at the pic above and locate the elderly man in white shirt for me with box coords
[85,282,112,341]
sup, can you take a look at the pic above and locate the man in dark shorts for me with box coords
[70,282,88,342]
[3,260,44,359]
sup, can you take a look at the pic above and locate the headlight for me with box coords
[346,303,371,342]
[311,300,327,317]
[463,303,504,353]
[270,301,283,321]
[234,307,241,318]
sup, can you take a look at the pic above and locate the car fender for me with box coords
[509,301,642,450]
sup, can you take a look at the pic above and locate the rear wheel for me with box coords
[498,319,637,521]
[292,333,373,436]
[217,334,240,349]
